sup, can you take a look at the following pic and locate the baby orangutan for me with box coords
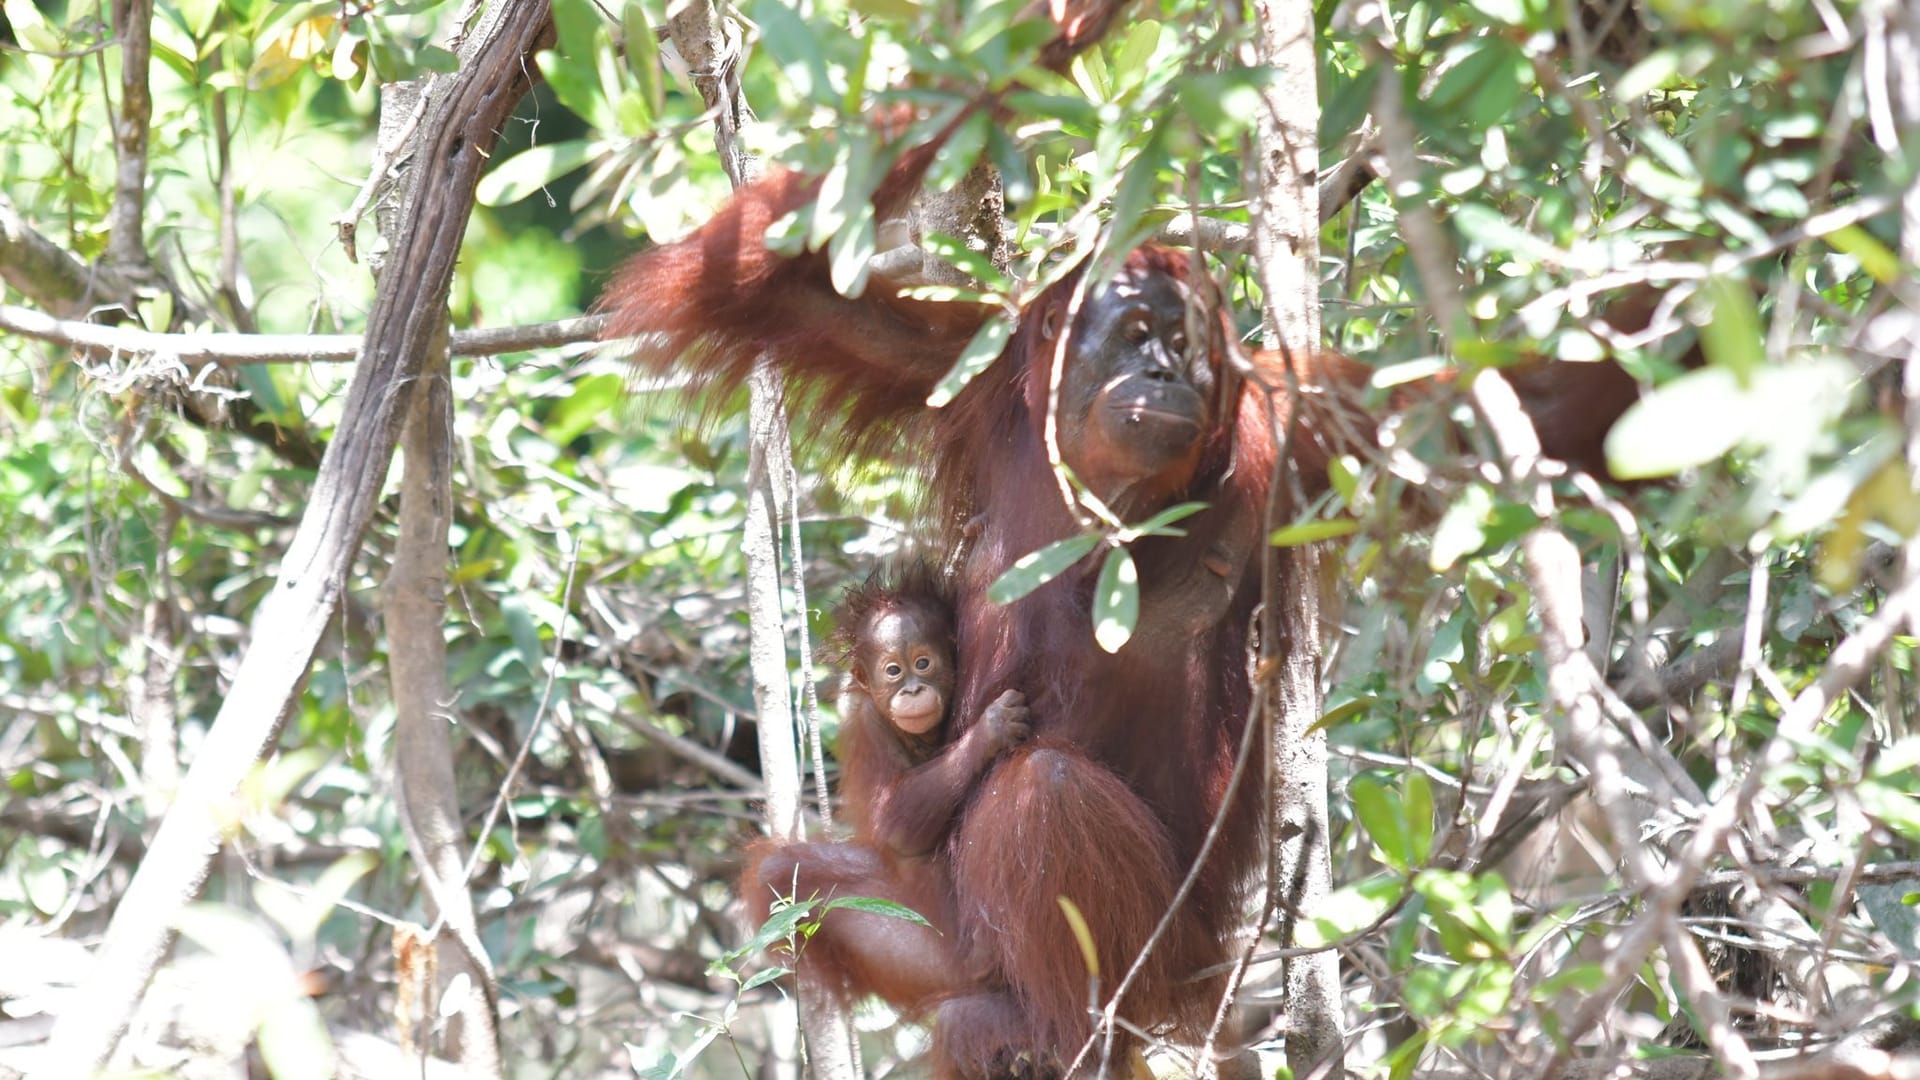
[830,560,1029,859]
[739,560,1029,1015]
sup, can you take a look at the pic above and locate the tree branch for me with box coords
[0,304,605,364]
[0,196,132,317]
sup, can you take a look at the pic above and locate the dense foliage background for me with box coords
[1,0,1918,1076]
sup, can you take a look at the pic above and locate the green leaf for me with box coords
[1624,154,1701,206]
[987,533,1101,605]
[727,901,822,964]
[257,997,337,1080]
[477,140,597,207]
[811,134,880,251]
[920,232,1013,291]
[987,124,1035,204]
[1308,696,1374,734]
[1092,547,1138,653]
[1823,224,1903,286]
[828,208,878,298]
[1298,877,1400,948]
[550,0,601,59]
[927,111,991,191]
[1467,0,1532,25]
[1351,776,1409,871]
[1406,772,1434,867]
[1319,63,1379,147]
[1430,485,1494,571]
[1111,19,1162,84]
[539,48,616,131]
[848,0,924,17]
[1128,500,1208,538]
[23,860,66,915]
[739,966,792,992]
[821,895,933,924]
[927,313,1013,406]
[751,0,833,104]
[1605,367,1746,478]
[1106,132,1170,254]
[1616,48,1682,99]
[1858,777,1920,843]
[1451,204,1558,264]
[1057,896,1101,977]
[1427,37,1526,128]
[1695,277,1762,384]
[1180,68,1280,140]
[1605,357,1858,480]
[502,596,546,673]
[545,372,623,445]
[1269,518,1360,547]
[623,2,665,120]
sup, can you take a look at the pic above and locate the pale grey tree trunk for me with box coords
[1245,2,1345,1077]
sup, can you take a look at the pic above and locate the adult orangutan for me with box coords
[597,110,1641,1080]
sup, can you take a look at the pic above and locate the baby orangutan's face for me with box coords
[856,606,954,736]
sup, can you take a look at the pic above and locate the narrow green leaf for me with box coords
[1057,896,1100,977]
[828,209,877,298]
[477,140,597,206]
[624,2,664,120]
[1307,696,1374,734]
[811,135,879,251]
[1268,518,1360,547]
[1128,500,1208,537]
[1092,547,1138,653]
[740,966,792,992]
[1824,224,1903,286]
[1451,204,1557,264]
[1107,132,1169,250]
[987,533,1101,605]
[987,124,1034,204]
[919,232,1013,291]
[927,314,1013,407]
[731,901,820,960]
[821,895,932,924]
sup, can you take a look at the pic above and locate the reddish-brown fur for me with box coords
[604,117,1641,1080]
[740,563,1030,1023]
